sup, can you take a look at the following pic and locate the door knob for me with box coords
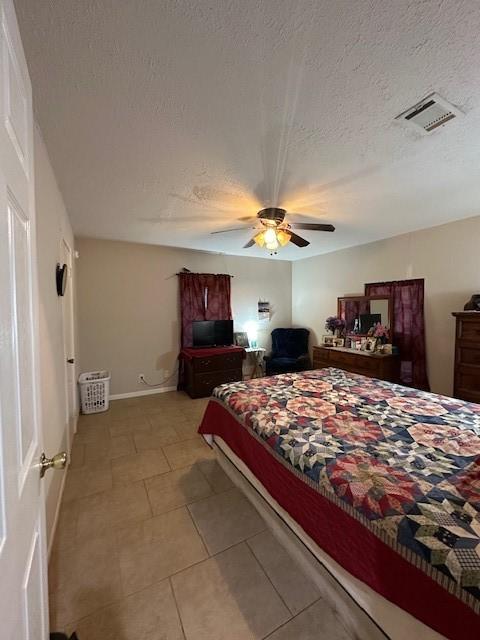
[40,452,68,478]
[67,358,75,364]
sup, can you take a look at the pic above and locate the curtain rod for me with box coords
[175,272,233,277]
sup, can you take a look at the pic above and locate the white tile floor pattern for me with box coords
[50,391,353,640]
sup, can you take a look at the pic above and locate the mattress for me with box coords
[198,367,480,640]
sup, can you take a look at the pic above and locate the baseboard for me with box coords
[47,464,68,561]
[109,385,177,400]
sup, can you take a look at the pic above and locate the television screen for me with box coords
[214,319,234,346]
[191,319,234,347]
[192,321,215,347]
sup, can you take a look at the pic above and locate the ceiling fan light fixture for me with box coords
[265,238,279,251]
[216,206,335,253]
[263,227,277,244]
[276,229,291,246]
[253,232,265,247]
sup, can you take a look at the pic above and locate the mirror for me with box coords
[338,296,392,335]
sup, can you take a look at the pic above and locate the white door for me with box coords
[0,1,49,638]
[62,238,76,441]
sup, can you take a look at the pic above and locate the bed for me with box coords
[198,367,480,640]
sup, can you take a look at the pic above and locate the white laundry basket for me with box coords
[79,370,111,414]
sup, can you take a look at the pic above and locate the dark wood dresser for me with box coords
[180,347,245,399]
[313,345,400,383]
[452,311,480,403]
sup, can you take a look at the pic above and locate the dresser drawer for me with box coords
[313,347,330,369]
[458,320,480,342]
[313,358,330,370]
[190,368,242,397]
[330,351,378,373]
[192,352,243,372]
[456,365,480,399]
[457,390,480,403]
[312,345,398,382]
[457,346,480,367]
[354,357,380,373]
[328,351,352,366]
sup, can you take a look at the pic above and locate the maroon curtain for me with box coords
[204,274,232,321]
[179,273,206,348]
[365,279,430,391]
[178,273,232,348]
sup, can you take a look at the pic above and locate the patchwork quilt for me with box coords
[211,368,480,618]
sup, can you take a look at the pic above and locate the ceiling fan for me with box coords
[211,207,335,254]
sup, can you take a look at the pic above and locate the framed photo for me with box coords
[234,331,249,348]
[364,337,378,353]
[333,337,345,347]
[322,335,334,347]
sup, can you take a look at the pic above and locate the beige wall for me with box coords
[76,215,480,400]
[35,125,76,549]
[76,238,292,395]
[292,214,480,396]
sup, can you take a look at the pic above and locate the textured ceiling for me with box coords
[14,0,480,260]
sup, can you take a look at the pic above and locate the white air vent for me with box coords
[395,93,463,134]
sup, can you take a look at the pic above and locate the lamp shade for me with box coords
[276,229,291,246]
[253,232,265,247]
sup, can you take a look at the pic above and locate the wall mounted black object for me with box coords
[56,263,68,296]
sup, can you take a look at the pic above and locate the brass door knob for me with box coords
[40,452,68,478]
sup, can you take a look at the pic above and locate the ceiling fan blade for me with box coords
[290,222,335,232]
[243,237,256,248]
[210,226,250,235]
[288,231,310,248]
[140,215,220,224]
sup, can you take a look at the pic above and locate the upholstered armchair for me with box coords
[264,328,311,376]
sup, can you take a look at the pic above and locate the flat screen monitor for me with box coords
[192,321,215,347]
[192,319,234,347]
[214,319,234,346]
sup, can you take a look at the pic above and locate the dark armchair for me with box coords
[264,328,311,376]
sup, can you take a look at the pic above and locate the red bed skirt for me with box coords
[199,399,480,640]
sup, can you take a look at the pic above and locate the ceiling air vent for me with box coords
[395,93,463,134]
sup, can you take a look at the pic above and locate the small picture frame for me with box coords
[333,337,345,347]
[234,331,249,348]
[322,335,334,347]
[364,337,378,353]
[348,336,360,350]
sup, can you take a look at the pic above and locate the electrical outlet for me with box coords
[138,374,145,384]
[164,370,170,379]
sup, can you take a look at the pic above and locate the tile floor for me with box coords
[49,391,353,640]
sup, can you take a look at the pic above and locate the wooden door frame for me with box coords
[61,237,77,443]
